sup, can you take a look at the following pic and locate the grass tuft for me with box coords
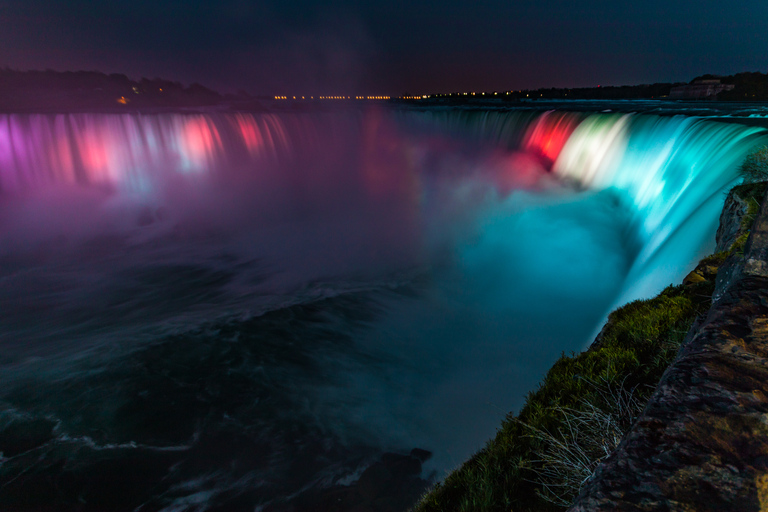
[521,377,645,507]
[739,145,768,184]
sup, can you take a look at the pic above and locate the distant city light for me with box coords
[273,95,391,100]
[270,90,561,102]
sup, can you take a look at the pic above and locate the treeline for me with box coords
[505,82,679,100]
[707,72,768,100]
[0,69,227,111]
[425,82,681,101]
[425,71,768,102]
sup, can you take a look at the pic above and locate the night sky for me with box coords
[1,0,767,96]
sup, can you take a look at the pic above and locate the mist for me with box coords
[0,107,764,509]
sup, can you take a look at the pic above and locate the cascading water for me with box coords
[0,107,766,511]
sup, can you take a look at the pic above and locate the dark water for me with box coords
[0,106,766,511]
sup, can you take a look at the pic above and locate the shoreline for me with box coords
[415,182,767,512]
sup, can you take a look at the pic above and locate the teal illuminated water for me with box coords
[0,106,765,511]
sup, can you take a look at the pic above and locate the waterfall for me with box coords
[1,108,766,331]
[2,109,766,302]
[0,107,766,510]
[393,108,768,302]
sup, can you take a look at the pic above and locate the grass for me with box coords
[520,377,646,507]
[728,181,766,255]
[413,181,767,512]
[415,283,713,512]
[738,145,768,184]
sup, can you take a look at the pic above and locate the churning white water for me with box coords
[0,107,765,510]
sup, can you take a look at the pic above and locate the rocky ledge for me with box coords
[569,183,768,512]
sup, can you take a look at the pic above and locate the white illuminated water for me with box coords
[0,107,765,510]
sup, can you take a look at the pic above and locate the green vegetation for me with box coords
[415,283,712,512]
[414,181,767,512]
[715,72,768,101]
[738,145,768,184]
[728,180,766,256]
[521,377,645,506]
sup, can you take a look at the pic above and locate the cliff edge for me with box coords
[414,183,768,512]
[569,183,768,511]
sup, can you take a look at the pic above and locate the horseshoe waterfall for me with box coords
[0,108,766,511]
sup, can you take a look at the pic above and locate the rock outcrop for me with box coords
[569,184,768,512]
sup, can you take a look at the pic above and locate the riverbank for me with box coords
[415,181,767,512]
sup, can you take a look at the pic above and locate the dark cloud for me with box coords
[1,0,767,95]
